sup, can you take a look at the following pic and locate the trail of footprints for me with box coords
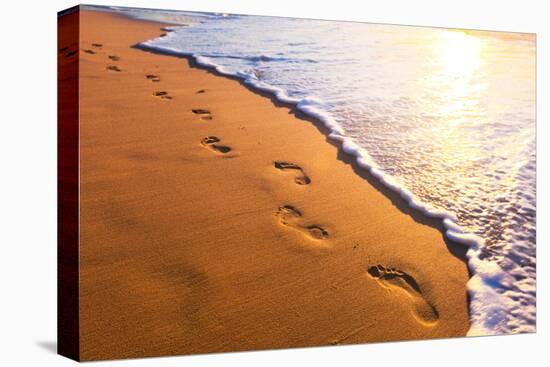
[83,34,192,104]
[189,102,438,325]
[72,35,439,328]
[78,41,124,72]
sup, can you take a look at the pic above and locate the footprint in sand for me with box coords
[59,47,77,58]
[82,49,96,55]
[152,91,172,100]
[146,74,161,82]
[276,205,328,240]
[108,55,120,61]
[367,264,439,325]
[92,43,103,48]
[65,50,77,58]
[274,161,311,185]
[197,89,206,94]
[106,65,122,72]
[60,46,81,58]
[192,108,213,121]
[201,136,232,154]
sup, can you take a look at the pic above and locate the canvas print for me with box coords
[57,4,536,361]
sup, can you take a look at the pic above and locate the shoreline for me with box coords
[76,9,470,360]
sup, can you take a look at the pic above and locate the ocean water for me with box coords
[94,6,536,336]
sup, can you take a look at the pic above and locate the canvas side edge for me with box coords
[57,6,81,362]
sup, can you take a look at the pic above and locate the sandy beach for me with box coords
[66,9,470,361]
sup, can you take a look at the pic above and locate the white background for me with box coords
[0,0,547,365]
